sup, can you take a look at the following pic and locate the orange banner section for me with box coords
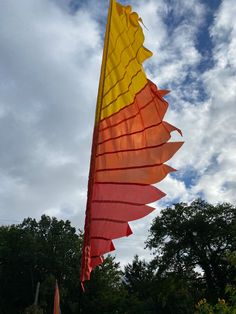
[95,163,176,184]
[97,122,179,155]
[90,238,115,256]
[92,183,166,204]
[91,202,155,222]
[96,142,183,170]
[99,81,168,137]
[90,220,132,239]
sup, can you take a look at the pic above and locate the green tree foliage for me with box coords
[121,200,236,313]
[146,199,236,302]
[195,297,236,314]
[0,215,82,313]
[81,255,126,314]
[123,255,199,314]
[123,255,156,313]
[195,251,236,313]
[0,215,125,313]
[24,304,43,314]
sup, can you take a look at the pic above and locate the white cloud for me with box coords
[158,0,236,205]
[131,0,204,88]
[0,0,102,226]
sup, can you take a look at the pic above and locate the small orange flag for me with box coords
[53,280,60,314]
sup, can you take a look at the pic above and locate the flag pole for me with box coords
[33,281,40,314]
[95,0,114,123]
[34,282,40,307]
[81,0,114,285]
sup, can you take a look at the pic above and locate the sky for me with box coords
[0,0,236,266]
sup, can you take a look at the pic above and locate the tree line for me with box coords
[0,199,235,313]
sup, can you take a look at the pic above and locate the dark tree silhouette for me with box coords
[146,199,236,301]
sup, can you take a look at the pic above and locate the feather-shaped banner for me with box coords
[80,0,183,286]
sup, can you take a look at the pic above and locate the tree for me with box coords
[0,215,127,314]
[122,255,156,313]
[24,305,43,314]
[146,199,236,302]
[80,255,126,314]
[123,255,200,314]
[0,215,82,313]
[195,251,236,313]
[124,255,154,296]
[0,224,36,313]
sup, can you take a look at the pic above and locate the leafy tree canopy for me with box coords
[0,215,124,314]
[146,199,236,301]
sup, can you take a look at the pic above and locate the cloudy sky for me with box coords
[0,0,236,266]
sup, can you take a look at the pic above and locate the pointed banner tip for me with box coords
[175,141,184,150]
[159,190,167,199]
[110,241,116,251]
[148,80,170,97]
[159,90,170,97]
[163,121,183,137]
[127,224,133,236]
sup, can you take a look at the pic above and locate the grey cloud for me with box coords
[0,0,102,228]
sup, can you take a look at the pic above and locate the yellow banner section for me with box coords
[101,1,152,120]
